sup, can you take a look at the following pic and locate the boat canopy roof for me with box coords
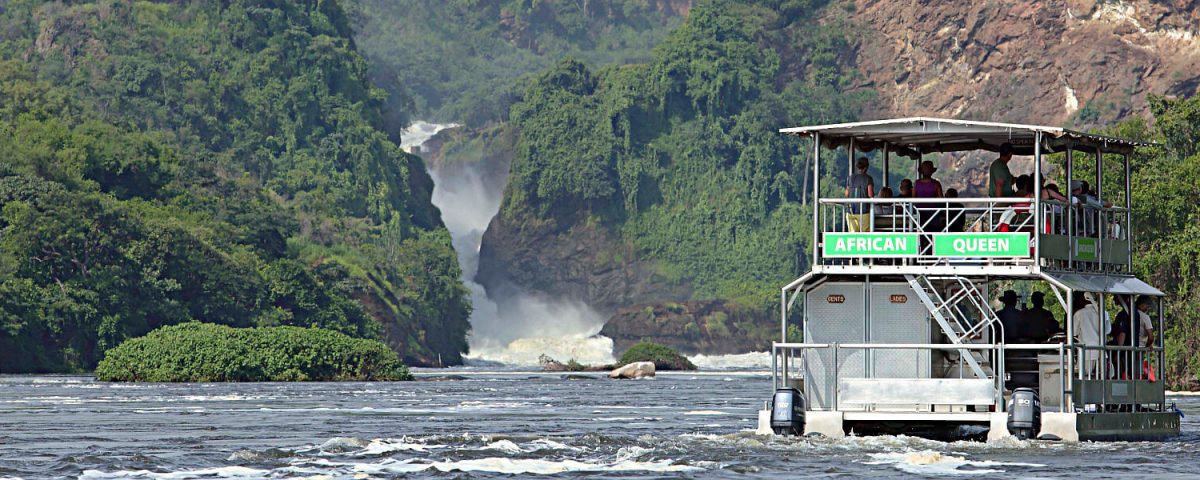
[779,117,1158,157]
[1042,272,1164,297]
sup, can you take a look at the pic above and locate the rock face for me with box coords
[477,210,693,316]
[601,301,772,356]
[609,361,656,379]
[851,0,1200,125]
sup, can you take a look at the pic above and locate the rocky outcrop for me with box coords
[850,0,1200,125]
[600,300,772,356]
[477,210,693,316]
[609,361,656,379]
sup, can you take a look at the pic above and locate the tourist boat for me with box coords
[759,117,1181,442]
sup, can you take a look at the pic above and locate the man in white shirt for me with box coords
[1072,292,1110,378]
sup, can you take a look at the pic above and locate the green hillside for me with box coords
[0,0,469,371]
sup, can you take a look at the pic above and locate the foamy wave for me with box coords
[80,466,270,479]
[865,450,1045,475]
[687,351,771,370]
[348,457,703,475]
[466,335,615,366]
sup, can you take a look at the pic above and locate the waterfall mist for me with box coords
[412,123,615,366]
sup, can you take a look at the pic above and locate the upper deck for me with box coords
[780,117,1155,277]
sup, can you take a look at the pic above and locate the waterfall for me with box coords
[407,122,615,366]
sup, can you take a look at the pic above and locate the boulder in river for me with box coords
[609,361,655,379]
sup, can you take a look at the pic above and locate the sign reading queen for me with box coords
[823,232,1030,258]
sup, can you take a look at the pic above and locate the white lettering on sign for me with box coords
[950,237,1010,254]
[834,236,909,253]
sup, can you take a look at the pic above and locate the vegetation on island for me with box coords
[0,0,469,373]
[95,323,412,382]
[619,341,696,371]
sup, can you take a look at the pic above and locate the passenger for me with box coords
[1072,292,1110,378]
[1044,183,1067,234]
[1134,295,1155,349]
[1024,292,1062,342]
[873,186,895,230]
[914,161,944,232]
[899,178,914,198]
[1111,298,1135,379]
[913,161,943,198]
[844,157,876,232]
[996,175,1033,232]
[989,143,1017,197]
[1133,295,1156,378]
[944,188,966,232]
[997,290,1023,343]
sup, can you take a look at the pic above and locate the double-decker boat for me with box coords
[759,117,1181,442]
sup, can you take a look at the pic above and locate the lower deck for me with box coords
[769,273,1177,442]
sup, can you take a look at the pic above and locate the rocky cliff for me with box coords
[853,0,1200,124]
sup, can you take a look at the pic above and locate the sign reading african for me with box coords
[823,233,919,257]
[933,232,1030,257]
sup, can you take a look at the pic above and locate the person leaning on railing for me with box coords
[845,157,875,232]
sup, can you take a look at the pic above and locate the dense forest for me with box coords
[0,0,469,371]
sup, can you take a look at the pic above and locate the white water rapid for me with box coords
[406,122,615,366]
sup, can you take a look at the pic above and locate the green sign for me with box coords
[1075,238,1097,261]
[824,233,919,257]
[933,233,1030,257]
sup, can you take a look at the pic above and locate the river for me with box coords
[2,372,1198,478]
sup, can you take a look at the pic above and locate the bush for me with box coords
[618,341,696,370]
[94,323,412,382]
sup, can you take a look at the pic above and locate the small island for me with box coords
[94,323,412,382]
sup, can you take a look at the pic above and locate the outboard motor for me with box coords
[1006,387,1041,440]
[770,388,805,435]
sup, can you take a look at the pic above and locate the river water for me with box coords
[1,372,1198,479]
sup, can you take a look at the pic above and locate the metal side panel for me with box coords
[805,282,866,410]
[838,378,996,406]
[869,283,930,378]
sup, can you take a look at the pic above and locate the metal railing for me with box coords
[1072,344,1166,411]
[1038,201,1131,273]
[772,341,1082,414]
[818,197,1131,273]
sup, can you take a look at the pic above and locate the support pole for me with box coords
[1096,149,1104,267]
[1125,153,1132,271]
[883,142,890,188]
[812,133,821,266]
[1034,132,1042,265]
[1066,147,1074,270]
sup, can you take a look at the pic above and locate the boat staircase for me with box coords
[904,275,1001,381]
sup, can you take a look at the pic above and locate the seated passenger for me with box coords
[844,157,876,232]
[944,188,966,232]
[873,187,895,230]
[899,178,914,198]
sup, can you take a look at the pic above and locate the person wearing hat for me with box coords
[844,157,876,232]
[997,290,1023,343]
[989,143,1016,197]
[1024,291,1062,342]
[1072,291,1110,378]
